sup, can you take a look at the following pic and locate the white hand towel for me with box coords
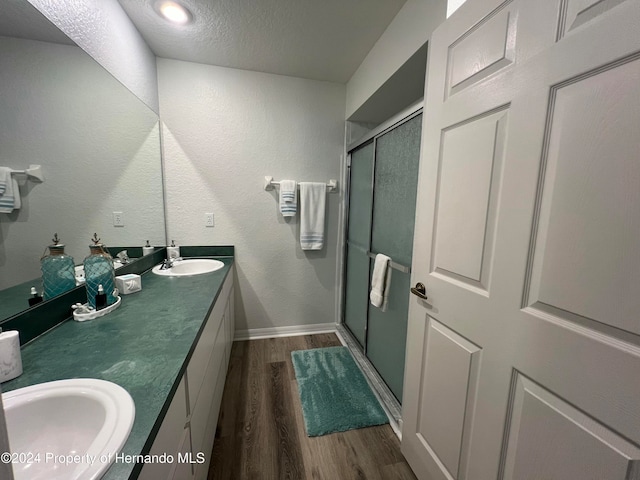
[370,254,392,311]
[0,167,9,196]
[279,179,297,217]
[300,182,326,250]
[0,174,19,214]
[13,177,21,210]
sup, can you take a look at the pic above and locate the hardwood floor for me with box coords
[208,334,417,479]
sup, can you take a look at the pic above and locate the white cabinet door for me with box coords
[138,377,188,480]
[191,270,234,475]
[402,1,640,479]
[187,269,232,414]
[193,358,227,480]
[190,314,225,458]
[169,426,194,480]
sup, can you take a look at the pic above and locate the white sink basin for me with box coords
[152,258,225,277]
[2,379,135,480]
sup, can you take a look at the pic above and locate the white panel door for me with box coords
[402,1,640,479]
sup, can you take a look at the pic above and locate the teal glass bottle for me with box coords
[83,233,116,308]
[40,234,76,301]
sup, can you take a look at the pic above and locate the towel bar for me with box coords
[365,251,411,274]
[8,165,44,183]
[264,176,338,192]
[348,243,410,273]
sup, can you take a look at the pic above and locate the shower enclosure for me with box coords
[340,102,422,421]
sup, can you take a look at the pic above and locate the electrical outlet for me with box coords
[113,211,124,227]
[205,213,214,227]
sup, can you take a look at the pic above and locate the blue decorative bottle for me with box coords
[40,233,76,301]
[84,233,116,308]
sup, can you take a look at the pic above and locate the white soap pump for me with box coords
[167,240,180,260]
[142,240,154,256]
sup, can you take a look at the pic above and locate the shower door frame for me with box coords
[338,100,424,433]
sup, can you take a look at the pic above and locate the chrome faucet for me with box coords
[116,250,130,264]
[159,257,182,270]
[159,258,173,270]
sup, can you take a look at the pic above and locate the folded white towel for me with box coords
[300,182,326,250]
[279,179,297,217]
[13,177,21,210]
[0,167,8,196]
[0,173,19,214]
[370,254,392,310]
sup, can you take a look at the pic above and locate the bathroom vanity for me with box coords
[138,260,234,480]
[2,249,235,480]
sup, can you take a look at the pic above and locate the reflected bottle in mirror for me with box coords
[28,286,43,307]
[40,234,76,301]
[84,234,116,309]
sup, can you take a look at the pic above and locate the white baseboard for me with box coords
[234,323,337,341]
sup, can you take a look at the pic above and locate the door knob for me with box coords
[410,282,428,300]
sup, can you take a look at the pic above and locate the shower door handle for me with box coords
[410,282,428,300]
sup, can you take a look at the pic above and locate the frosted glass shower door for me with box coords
[343,141,374,348]
[366,114,422,402]
[342,111,422,403]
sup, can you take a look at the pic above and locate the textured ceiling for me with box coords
[118,0,406,83]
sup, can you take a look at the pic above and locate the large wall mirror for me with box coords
[0,0,166,321]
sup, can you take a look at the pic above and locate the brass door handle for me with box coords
[410,282,428,300]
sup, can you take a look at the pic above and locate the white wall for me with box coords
[345,0,446,120]
[0,37,165,290]
[27,0,159,113]
[158,59,346,332]
[447,0,468,18]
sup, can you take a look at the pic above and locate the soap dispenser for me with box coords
[142,240,154,256]
[167,240,180,260]
[83,233,117,308]
[40,233,76,300]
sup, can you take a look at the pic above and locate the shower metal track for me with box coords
[336,324,402,435]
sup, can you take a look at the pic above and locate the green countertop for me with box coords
[2,256,234,480]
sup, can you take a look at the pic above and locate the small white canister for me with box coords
[115,274,142,295]
[0,331,22,383]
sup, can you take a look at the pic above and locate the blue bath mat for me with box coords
[291,346,389,436]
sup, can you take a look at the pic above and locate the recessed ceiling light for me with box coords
[154,1,193,25]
